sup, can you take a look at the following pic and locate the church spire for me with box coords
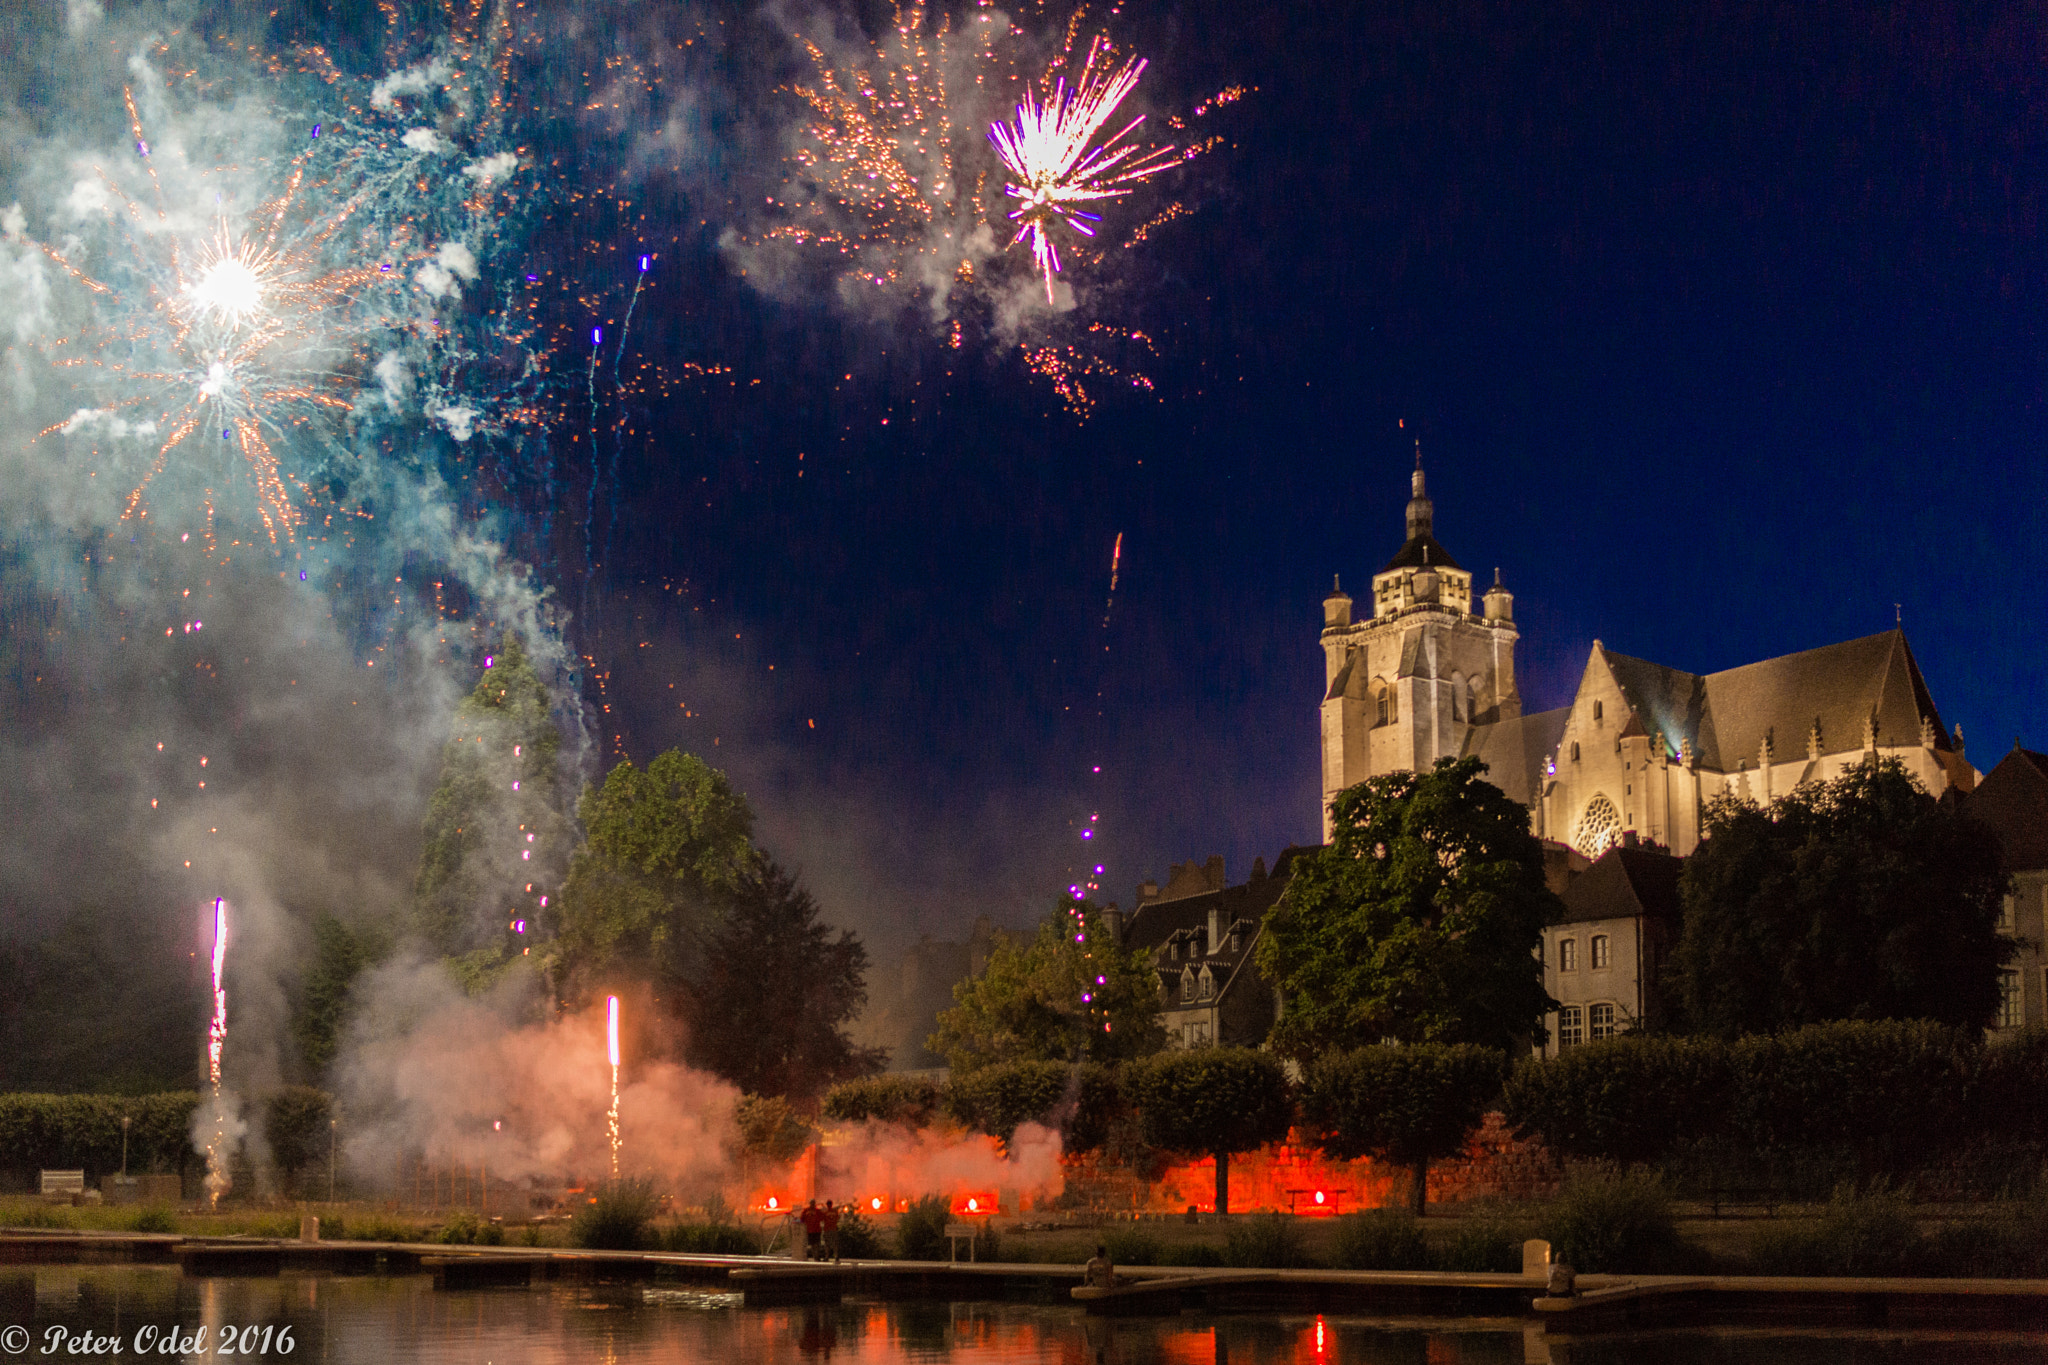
[1405,440,1434,541]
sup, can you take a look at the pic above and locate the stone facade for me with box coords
[1539,841,1682,1056]
[1322,457,1979,857]
[1963,746,2048,1032]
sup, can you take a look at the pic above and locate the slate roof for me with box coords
[1966,747,2048,873]
[1379,534,1465,574]
[1554,845,1684,927]
[1119,846,1315,955]
[1461,706,1571,807]
[1599,629,1949,772]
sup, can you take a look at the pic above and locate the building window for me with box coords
[1571,741,1581,762]
[1574,795,1622,857]
[1198,969,1215,1001]
[1593,700,1603,721]
[1181,970,1196,1004]
[1557,1006,1584,1050]
[1559,938,1578,972]
[2000,896,2016,933]
[1591,935,1610,970]
[1998,969,2022,1029]
[1590,1002,1616,1040]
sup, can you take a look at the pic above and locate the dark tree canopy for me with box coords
[289,913,388,1079]
[548,747,756,1005]
[681,858,884,1100]
[1668,757,2010,1037]
[412,633,569,963]
[1126,1047,1292,1214]
[1259,757,1560,1058]
[1299,1043,1506,1214]
[929,900,1164,1073]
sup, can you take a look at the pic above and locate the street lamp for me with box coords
[328,1114,338,1203]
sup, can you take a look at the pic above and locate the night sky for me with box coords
[6,0,2047,974]
[578,0,2048,956]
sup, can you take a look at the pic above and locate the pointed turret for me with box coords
[1405,442,1434,541]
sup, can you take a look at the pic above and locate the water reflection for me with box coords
[0,1270,2043,1365]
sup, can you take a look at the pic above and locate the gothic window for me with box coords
[1373,681,1390,727]
[1589,1002,1616,1041]
[1591,935,1610,970]
[1574,795,1622,857]
[1559,938,1578,973]
[1557,1006,1584,1050]
[1998,970,2023,1029]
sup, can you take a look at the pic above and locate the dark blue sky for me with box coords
[558,0,2048,955]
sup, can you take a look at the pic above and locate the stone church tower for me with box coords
[1318,452,1521,839]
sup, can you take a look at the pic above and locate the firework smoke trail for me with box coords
[205,898,231,1207]
[989,40,1178,302]
[606,994,622,1179]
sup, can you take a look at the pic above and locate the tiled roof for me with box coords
[1119,846,1314,954]
[1555,844,1684,926]
[1966,747,2048,872]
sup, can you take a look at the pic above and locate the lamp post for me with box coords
[328,1114,338,1203]
[120,1116,131,1180]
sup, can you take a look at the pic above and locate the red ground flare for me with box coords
[951,1192,1001,1216]
[753,1190,796,1213]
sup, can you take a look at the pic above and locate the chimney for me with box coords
[1204,855,1226,890]
[1207,906,1222,955]
[1103,904,1125,943]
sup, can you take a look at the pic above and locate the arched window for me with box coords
[1591,935,1611,970]
[1574,795,1622,857]
[1373,681,1390,727]
[1180,968,1197,1004]
[1589,1002,1616,1040]
[1557,1006,1584,1050]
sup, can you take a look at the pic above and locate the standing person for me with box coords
[799,1199,826,1260]
[822,1199,842,1262]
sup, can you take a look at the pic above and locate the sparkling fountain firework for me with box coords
[204,898,231,1208]
[606,995,622,1179]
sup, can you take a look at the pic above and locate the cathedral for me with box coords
[1318,456,1978,858]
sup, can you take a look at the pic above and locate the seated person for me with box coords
[1082,1245,1121,1289]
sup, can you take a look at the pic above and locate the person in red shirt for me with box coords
[822,1199,842,1262]
[799,1199,826,1260]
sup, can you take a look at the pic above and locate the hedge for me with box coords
[0,1093,202,1178]
[822,1074,941,1128]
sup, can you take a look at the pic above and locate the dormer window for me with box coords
[1199,968,1215,1001]
[1180,968,1197,1003]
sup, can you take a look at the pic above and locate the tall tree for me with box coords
[1126,1048,1293,1214]
[547,748,756,1008]
[289,913,389,1079]
[1258,757,1560,1059]
[1669,757,2009,1036]
[682,858,885,1099]
[412,633,568,965]
[929,900,1164,1073]
[1299,1043,1506,1215]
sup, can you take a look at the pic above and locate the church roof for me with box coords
[1598,629,1948,771]
[1379,534,1465,574]
[1965,747,2048,872]
[1462,706,1571,806]
[1554,844,1683,926]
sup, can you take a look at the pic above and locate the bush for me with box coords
[733,1096,816,1166]
[570,1180,661,1251]
[1224,1213,1306,1268]
[1731,1021,1973,1175]
[1435,1204,1529,1273]
[434,1210,503,1245]
[1920,1201,2048,1278]
[1750,1188,1922,1277]
[1330,1209,1429,1270]
[1127,1050,1294,1215]
[338,1213,422,1243]
[127,1206,178,1234]
[662,1221,762,1255]
[895,1195,950,1261]
[1542,1172,1687,1273]
[833,1208,885,1259]
[1504,1036,1734,1165]
[823,1075,941,1128]
[1163,1242,1225,1268]
[1102,1228,1162,1266]
[262,1088,333,1188]
[3,1204,73,1230]
[942,1061,1069,1145]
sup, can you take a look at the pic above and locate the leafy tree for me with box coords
[1298,1043,1506,1215]
[290,913,389,1079]
[941,1060,1124,1154]
[681,859,884,1099]
[1125,1048,1292,1214]
[548,748,756,1007]
[262,1086,333,1192]
[1668,757,2010,1036]
[823,1074,942,1128]
[731,1094,816,1166]
[1259,757,1560,1058]
[413,633,568,960]
[929,900,1164,1072]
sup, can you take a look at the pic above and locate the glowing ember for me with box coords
[605,995,621,1179]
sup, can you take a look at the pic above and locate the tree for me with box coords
[681,858,885,1099]
[1668,757,2010,1037]
[290,913,389,1078]
[929,900,1164,1072]
[1125,1048,1293,1214]
[1299,1044,1506,1215]
[413,633,568,962]
[823,1074,942,1128]
[548,748,756,1006]
[1259,757,1560,1059]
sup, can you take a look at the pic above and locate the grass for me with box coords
[570,1180,661,1251]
